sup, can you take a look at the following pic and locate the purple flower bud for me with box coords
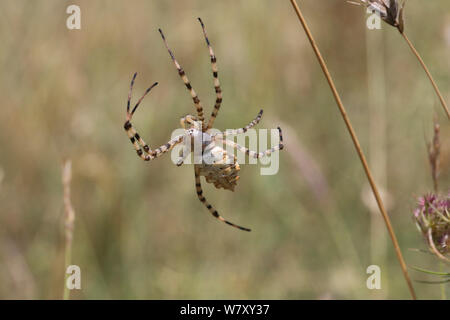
[413,192,450,254]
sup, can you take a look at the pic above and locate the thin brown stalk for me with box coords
[427,229,450,264]
[62,159,75,300]
[401,32,450,120]
[425,119,446,299]
[289,0,416,299]
[427,118,440,193]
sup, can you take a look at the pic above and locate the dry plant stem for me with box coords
[426,121,446,298]
[62,160,75,300]
[289,0,417,299]
[427,229,450,264]
[427,119,440,193]
[401,32,450,120]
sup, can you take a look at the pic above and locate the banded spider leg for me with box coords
[124,73,185,161]
[197,17,223,131]
[194,166,251,232]
[214,127,284,159]
[159,28,206,130]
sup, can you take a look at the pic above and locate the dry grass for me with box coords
[289,0,416,300]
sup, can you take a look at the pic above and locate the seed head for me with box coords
[352,0,405,33]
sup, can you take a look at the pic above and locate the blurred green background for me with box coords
[0,0,449,299]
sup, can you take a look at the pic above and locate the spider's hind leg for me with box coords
[194,167,251,232]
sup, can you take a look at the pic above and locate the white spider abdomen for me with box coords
[198,141,240,192]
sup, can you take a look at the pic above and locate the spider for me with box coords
[123,18,284,232]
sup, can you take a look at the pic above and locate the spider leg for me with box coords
[176,146,190,166]
[158,28,205,128]
[211,109,263,139]
[126,128,184,161]
[124,73,184,161]
[153,135,186,158]
[180,114,202,131]
[215,127,284,159]
[125,124,154,161]
[198,18,223,131]
[194,166,251,232]
[124,73,158,161]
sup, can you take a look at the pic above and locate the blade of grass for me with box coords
[62,159,75,300]
[411,266,450,276]
[289,0,416,299]
[439,262,447,300]
[408,248,435,255]
[414,279,450,285]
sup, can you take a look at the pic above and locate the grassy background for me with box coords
[0,0,449,299]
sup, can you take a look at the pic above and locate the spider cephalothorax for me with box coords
[124,18,284,231]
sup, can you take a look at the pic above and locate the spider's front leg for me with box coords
[211,109,264,140]
[159,28,205,129]
[180,114,201,130]
[124,72,184,161]
[197,18,223,131]
[214,126,284,159]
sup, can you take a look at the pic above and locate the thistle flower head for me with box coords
[414,192,450,254]
[353,0,405,33]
